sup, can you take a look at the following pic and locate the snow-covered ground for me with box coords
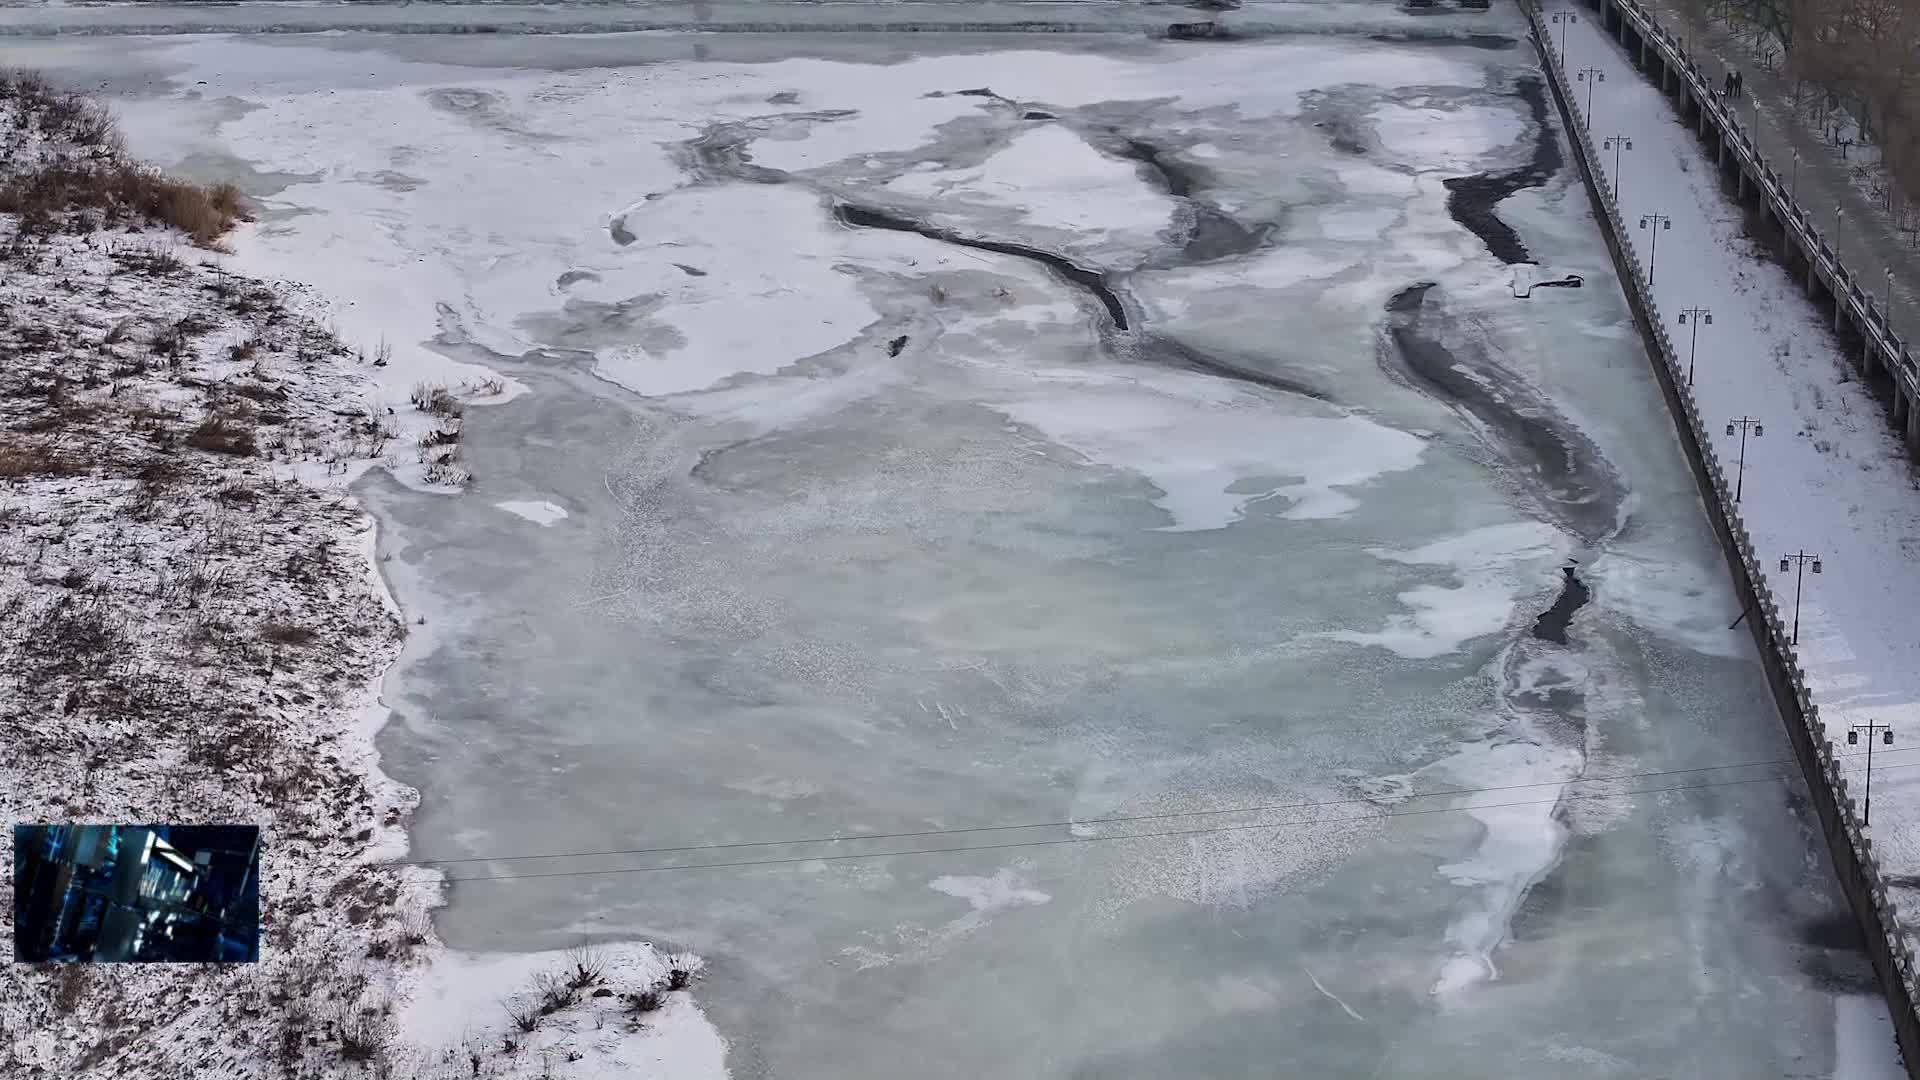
[4,9,1903,1076]
[0,72,725,1080]
[1550,7,1917,1075]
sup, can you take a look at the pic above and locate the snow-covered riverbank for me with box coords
[0,70,724,1080]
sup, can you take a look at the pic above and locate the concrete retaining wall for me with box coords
[1521,2,1920,1072]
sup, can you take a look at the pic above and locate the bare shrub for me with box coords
[260,623,316,646]
[338,1013,383,1063]
[627,989,665,1014]
[565,942,605,989]
[503,996,542,1034]
[533,969,578,1015]
[664,951,703,991]
[52,964,90,1014]
[185,414,257,456]
[409,382,463,418]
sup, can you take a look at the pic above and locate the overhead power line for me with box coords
[427,755,1920,885]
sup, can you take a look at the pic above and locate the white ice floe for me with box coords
[495,500,569,526]
[988,367,1425,532]
[887,125,1177,246]
[1329,522,1567,659]
[1367,103,1528,173]
[1832,995,1906,1080]
[928,868,1052,914]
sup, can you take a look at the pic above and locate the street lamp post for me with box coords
[1847,720,1893,827]
[1885,267,1895,336]
[1725,415,1763,502]
[1791,146,1799,199]
[1678,306,1712,385]
[1640,213,1673,284]
[1779,549,1822,645]
[1603,134,1633,193]
[1549,10,1576,57]
[1577,67,1605,119]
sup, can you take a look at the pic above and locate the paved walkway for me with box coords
[1620,0,1920,342]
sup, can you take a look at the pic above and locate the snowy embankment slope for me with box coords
[1550,3,1920,1062]
[0,76,725,1079]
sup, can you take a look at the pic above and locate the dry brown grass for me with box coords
[184,414,258,457]
[0,72,252,248]
[0,160,252,247]
[0,437,83,479]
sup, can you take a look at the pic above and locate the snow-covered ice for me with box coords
[15,9,1897,1075]
[496,500,570,526]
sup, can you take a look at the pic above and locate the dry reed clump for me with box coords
[0,70,252,248]
[0,161,253,248]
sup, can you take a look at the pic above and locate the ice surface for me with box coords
[1327,522,1566,659]
[885,125,1178,245]
[495,500,569,526]
[47,13,1895,1076]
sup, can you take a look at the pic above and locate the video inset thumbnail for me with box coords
[14,825,260,963]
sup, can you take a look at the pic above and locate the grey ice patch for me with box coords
[766,90,801,105]
[556,269,601,289]
[422,86,563,145]
[516,293,687,357]
[676,110,858,185]
[1381,282,1625,543]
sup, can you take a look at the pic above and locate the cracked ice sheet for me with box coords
[986,366,1425,532]
[886,125,1178,250]
[1327,523,1568,659]
[1367,103,1530,174]
[108,36,1493,409]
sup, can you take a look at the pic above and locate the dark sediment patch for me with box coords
[609,216,637,246]
[556,269,600,289]
[1531,563,1590,644]
[673,263,708,277]
[1133,333,1330,402]
[1313,118,1369,156]
[1022,110,1056,121]
[1107,135,1272,263]
[1112,138,1199,198]
[1440,75,1561,265]
[833,202,1129,331]
[886,334,909,357]
[1383,282,1624,542]
[1368,31,1515,49]
[1183,209,1273,263]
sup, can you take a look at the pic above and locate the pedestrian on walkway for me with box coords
[1723,71,1734,98]
[1733,70,1744,99]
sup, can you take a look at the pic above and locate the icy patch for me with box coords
[1368,103,1527,173]
[1329,523,1566,659]
[1428,735,1578,999]
[1833,995,1906,1080]
[990,367,1425,531]
[887,125,1177,244]
[1587,551,1747,659]
[929,868,1052,913]
[495,500,568,527]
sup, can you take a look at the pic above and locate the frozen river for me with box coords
[4,4,1899,1075]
